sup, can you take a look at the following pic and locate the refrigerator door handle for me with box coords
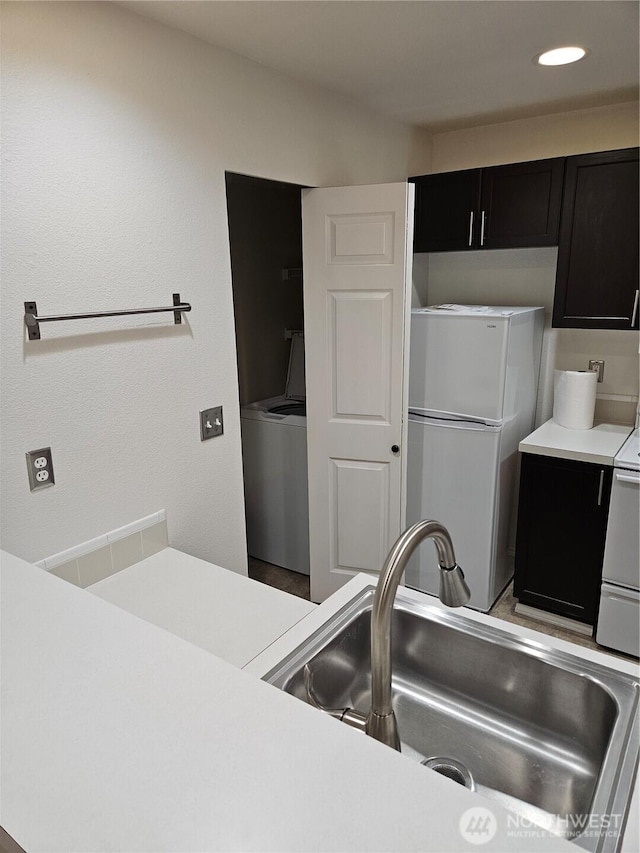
[408,408,502,428]
[409,414,500,432]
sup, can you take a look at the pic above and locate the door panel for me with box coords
[303,183,414,601]
[481,158,564,249]
[330,291,392,421]
[513,454,612,624]
[553,148,639,329]
[327,212,396,264]
[331,459,390,571]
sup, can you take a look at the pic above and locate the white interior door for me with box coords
[302,183,414,601]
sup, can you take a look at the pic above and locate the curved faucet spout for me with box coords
[366,520,471,751]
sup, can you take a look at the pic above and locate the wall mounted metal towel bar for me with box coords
[24,293,191,340]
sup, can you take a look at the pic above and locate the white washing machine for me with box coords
[240,333,309,574]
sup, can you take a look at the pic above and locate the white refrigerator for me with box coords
[405,305,544,612]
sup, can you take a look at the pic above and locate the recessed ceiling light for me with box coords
[535,46,589,66]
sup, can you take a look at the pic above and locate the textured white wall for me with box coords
[0,2,430,567]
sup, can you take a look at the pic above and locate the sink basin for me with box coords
[264,587,639,852]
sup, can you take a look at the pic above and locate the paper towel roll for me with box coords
[553,370,597,430]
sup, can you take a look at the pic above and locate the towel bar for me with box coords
[24,293,191,340]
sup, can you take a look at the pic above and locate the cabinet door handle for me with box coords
[468,211,474,247]
[480,210,486,246]
[597,470,605,506]
[631,289,639,328]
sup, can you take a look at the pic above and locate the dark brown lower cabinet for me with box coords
[513,453,612,625]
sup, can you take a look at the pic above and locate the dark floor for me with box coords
[248,557,310,600]
[490,580,637,662]
[248,557,637,663]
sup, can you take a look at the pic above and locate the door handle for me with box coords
[391,445,400,454]
[597,470,605,506]
[631,289,639,328]
[468,211,474,247]
[480,210,486,246]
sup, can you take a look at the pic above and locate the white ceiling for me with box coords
[120,1,639,130]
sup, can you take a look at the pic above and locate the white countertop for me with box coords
[1,550,637,853]
[519,420,633,465]
[88,548,315,668]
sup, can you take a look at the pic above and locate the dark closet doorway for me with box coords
[225,172,311,597]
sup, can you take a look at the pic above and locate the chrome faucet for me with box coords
[305,519,470,751]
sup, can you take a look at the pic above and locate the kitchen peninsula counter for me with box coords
[87,547,316,668]
[1,551,637,853]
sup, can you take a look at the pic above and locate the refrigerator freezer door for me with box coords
[409,313,509,424]
[405,416,506,611]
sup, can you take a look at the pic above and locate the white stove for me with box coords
[596,428,639,657]
[614,428,640,471]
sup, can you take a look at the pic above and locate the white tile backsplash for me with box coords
[106,511,166,543]
[45,534,109,569]
[40,512,168,587]
[141,522,169,558]
[78,546,114,588]
[50,559,81,585]
[111,533,143,573]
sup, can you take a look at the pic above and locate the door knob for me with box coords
[391,445,400,453]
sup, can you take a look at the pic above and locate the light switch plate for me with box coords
[26,447,55,491]
[200,406,223,440]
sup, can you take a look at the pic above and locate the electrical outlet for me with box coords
[26,447,55,491]
[200,406,224,440]
[589,360,605,383]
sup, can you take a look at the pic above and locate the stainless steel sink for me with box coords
[264,587,639,853]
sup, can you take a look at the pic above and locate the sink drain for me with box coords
[421,757,474,790]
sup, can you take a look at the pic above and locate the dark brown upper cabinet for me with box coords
[553,148,639,330]
[411,158,564,253]
[412,169,481,252]
[480,159,565,249]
